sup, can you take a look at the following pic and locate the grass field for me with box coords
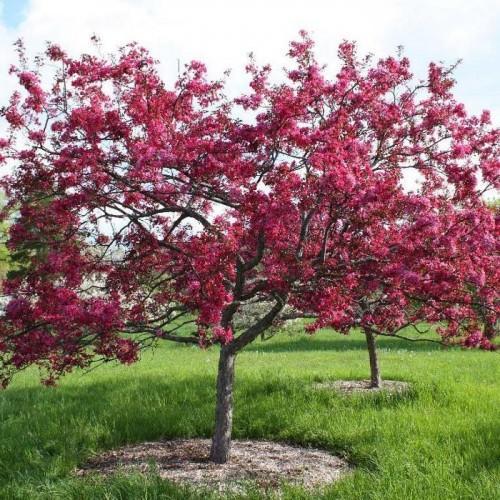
[0,329,499,499]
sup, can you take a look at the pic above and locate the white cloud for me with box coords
[0,0,499,118]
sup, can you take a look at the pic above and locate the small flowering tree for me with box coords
[0,34,498,463]
[237,34,499,389]
[350,201,498,388]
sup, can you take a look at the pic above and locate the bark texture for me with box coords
[209,295,286,463]
[210,347,236,463]
[364,328,381,388]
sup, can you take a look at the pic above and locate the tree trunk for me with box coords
[364,328,381,388]
[209,347,236,464]
[484,318,497,340]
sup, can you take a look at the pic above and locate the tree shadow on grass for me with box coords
[246,335,445,353]
[0,370,395,489]
[235,376,421,471]
[0,375,213,485]
[6,367,494,500]
[457,421,500,476]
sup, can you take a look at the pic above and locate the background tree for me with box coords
[351,197,498,388]
[478,199,499,340]
[0,192,10,280]
[0,34,498,463]
[237,34,499,389]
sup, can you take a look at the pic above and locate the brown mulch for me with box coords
[313,379,410,394]
[76,438,350,493]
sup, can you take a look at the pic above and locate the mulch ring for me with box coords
[313,379,410,395]
[76,438,351,494]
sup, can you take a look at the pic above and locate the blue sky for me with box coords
[0,0,499,123]
[1,0,28,28]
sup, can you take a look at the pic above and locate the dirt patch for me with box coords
[313,379,410,394]
[76,438,350,494]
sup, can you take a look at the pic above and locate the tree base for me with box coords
[313,379,410,395]
[76,438,350,493]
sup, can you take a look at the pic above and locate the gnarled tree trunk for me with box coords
[209,347,236,464]
[364,328,381,388]
[209,294,286,464]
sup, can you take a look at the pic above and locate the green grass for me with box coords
[0,329,499,499]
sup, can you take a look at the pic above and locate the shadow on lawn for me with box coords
[247,335,445,353]
[0,370,392,485]
[458,422,500,476]
[0,375,212,483]
[1,373,496,499]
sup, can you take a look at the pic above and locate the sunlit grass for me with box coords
[0,329,499,499]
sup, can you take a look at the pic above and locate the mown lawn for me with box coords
[0,329,499,499]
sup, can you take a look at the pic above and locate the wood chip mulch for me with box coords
[76,438,351,493]
[313,379,410,394]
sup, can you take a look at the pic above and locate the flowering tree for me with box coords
[0,192,11,279]
[0,34,498,463]
[349,200,498,388]
[477,200,500,341]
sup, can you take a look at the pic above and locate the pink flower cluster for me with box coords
[0,33,497,386]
